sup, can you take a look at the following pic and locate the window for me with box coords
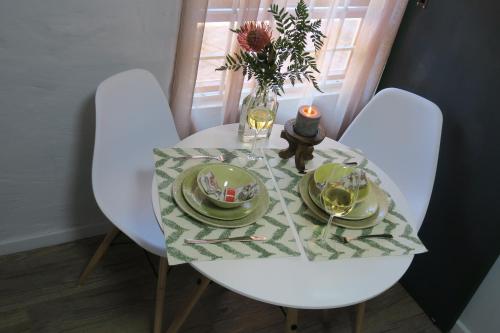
[192,0,371,110]
[171,0,405,138]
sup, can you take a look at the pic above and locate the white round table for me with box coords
[153,123,414,310]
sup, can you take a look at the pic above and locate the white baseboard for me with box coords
[450,320,472,333]
[0,223,112,256]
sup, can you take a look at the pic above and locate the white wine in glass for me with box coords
[247,107,273,160]
[317,170,361,243]
[321,186,356,216]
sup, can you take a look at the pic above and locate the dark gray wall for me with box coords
[0,0,181,254]
[378,1,500,331]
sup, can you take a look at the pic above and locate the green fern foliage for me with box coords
[216,0,325,96]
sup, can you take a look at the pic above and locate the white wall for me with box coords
[451,256,500,333]
[0,0,181,255]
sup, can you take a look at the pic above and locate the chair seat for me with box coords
[103,175,165,257]
[93,162,165,256]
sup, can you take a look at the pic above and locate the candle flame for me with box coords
[303,105,318,117]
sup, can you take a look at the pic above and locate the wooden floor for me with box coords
[0,234,440,333]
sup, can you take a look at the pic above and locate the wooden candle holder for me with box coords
[279,119,326,173]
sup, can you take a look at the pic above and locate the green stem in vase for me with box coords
[250,129,259,158]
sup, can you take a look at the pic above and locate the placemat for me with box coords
[264,148,427,261]
[153,148,300,265]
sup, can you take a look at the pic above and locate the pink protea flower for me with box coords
[237,22,272,52]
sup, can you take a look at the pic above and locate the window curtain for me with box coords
[170,0,268,137]
[170,0,209,139]
[171,0,408,139]
[222,0,264,124]
[331,0,408,138]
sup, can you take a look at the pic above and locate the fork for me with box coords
[174,154,225,162]
[332,233,393,244]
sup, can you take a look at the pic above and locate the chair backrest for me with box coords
[339,88,442,231]
[93,69,180,230]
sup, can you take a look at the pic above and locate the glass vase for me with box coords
[238,87,279,142]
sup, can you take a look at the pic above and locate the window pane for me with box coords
[201,22,231,57]
[349,0,370,7]
[326,19,342,49]
[285,0,300,8]
[337,0,370,6]
[337,18,361,48]
[329,50,351,74]
[196,58,225,87]
[208,0,233,9]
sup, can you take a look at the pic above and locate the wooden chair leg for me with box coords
[166,275,210,333]
[154,257,169,333]
[355,302,366,333]
[285,308,298,333]
[79,226,120,285]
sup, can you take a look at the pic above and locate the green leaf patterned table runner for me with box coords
[153,148,300,265]
[264,148,427,261]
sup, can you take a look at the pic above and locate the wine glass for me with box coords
[315,167,361,244]
[246,107,273,160]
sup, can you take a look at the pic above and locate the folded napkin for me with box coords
[198,170,258,202]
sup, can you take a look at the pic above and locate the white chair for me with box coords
[339,88,442,331]
[79,69,181,333]
[340,87,443,232]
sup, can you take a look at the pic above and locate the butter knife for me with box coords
[184,235,266,244]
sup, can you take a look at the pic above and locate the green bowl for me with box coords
[313,163,370,203]
[197,164,257,209]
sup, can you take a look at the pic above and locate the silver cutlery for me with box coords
[174,154,225,162]
[184,235,266,244]
[333,233,393,244]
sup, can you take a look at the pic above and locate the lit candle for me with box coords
[294,105,321,137]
